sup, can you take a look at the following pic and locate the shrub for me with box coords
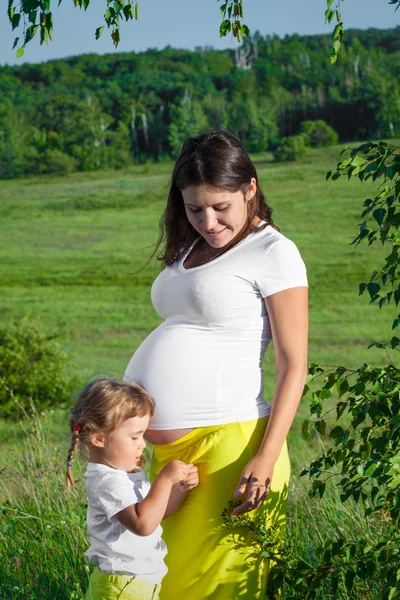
[41,149,77,175]
[300,119,339,147]
[273,134,309,162]
[0,319,77,419]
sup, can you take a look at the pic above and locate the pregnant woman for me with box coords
[124,130,308,599]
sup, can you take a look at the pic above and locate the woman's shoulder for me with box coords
[250,224,299,255]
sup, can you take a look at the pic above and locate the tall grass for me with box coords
[0,399,392,599]
[1,145,398,597]
[0,400,89,599]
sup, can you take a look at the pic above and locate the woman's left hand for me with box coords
[231,454,275,517]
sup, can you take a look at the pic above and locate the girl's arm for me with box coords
[115,461,192,536]
[232,286,308,516]
[164,465,199,518]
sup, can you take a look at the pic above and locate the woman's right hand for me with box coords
[161,460,193,485]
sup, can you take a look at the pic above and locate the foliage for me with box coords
[223,498,398,598]
[291,140,400,597]
[0,319,76,420]
[168,96,209,158]
[273,134,309,162]
[39,149,77,175]
[300,119,339,147]
[218,0,249,43]
[286,143,400,596]
[221,140,400,598]
[7,0,140,58]
[1,28,400,176]
[324,0,400,63]
[1,146,400,596]
[0,101,38,179]
[0,403,89,599]
[6,0,400,65]
[327,141,400,333]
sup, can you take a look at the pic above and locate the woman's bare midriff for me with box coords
[145,428,195,445]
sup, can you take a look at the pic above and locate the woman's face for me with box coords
[182,179,257,248]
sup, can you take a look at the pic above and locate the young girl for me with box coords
[66,377,198,600]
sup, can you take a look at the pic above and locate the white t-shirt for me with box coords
[124,225,307,430]
[84,462,168,584]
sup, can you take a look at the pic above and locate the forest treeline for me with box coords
[0,26,399,178]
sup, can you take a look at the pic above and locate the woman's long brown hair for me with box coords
[155,130,277,267]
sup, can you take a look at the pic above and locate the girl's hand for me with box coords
[177,464,199,491]
[161,460,193,486]
[231,454,275,517]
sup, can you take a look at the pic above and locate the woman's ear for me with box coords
[245,177,257,201]
[89,432,107,448]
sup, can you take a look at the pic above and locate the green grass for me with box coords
[0,144,394,388]
[0,144,397,598]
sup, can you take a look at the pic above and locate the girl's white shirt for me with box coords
[124,225,308,430]
[84,462,168,584]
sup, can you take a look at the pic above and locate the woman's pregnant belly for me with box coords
[124,321,265,433]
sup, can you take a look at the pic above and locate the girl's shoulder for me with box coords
[85,463,148,490]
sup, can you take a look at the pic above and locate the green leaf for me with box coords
[302,419,311,441]
[11,12,21,29]
[324,8,334,21]
[242,24,250,38]
[345,569,356,591]
[95,25,104,39]
[373,207,386,226]
[351,155,365,167]
[28,10,37,25]
[390,336,400,349]
[388,474,400,490]
[122,4,134,19]
[111,27,120,46]
[113,0,123,13]
[364,462,376,477]
[388,587,398,600]
[219,19,231,37]
[318,481,326,498]
[24,24,39,44]
[367,282,380,298]
[40,24,48,45]
[16,47,24,59]
[359,282,367,295]
[333,21,344,39]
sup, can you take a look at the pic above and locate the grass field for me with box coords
[0,144,396,598]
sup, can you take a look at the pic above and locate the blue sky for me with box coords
[0,0,398,66]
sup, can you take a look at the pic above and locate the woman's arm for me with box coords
[232,286,308,516]
[115,461,192,536]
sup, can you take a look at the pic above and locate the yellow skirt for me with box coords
[150,417,290,600]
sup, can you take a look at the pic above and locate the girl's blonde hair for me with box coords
[66,378,155,490]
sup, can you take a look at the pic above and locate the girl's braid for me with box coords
[66,426,80,491]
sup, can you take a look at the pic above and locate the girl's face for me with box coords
[182,178,257,249]
[91,414,150,472]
